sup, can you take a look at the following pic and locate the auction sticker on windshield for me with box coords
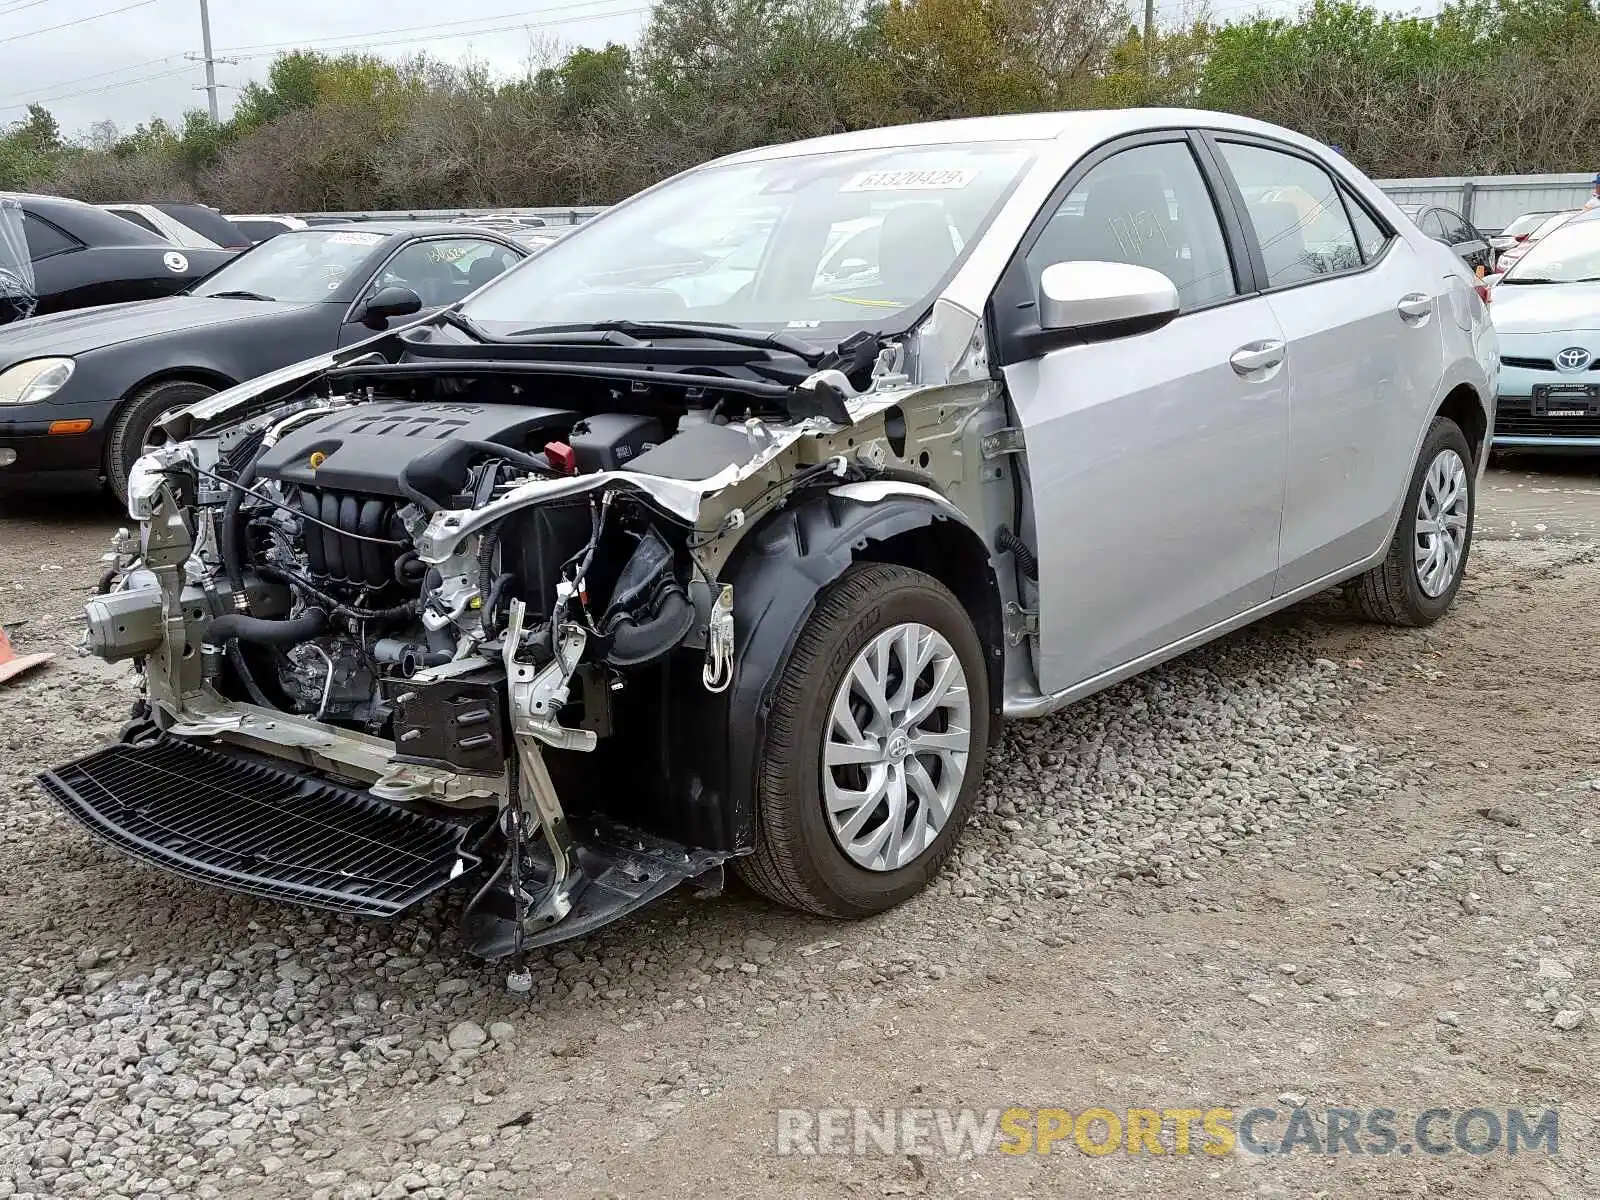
[329,231,385,246]
[842,168,977,192]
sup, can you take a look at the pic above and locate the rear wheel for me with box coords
[735,563,991,918]
[106,378,217,502]
[1351,416,1474,626]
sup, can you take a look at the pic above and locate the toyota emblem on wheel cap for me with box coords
[1556,346,1592,372]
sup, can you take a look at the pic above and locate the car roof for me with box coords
[712,108,1348,168]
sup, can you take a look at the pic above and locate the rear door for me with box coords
[1205,135,1443,591]
[993,132,1291,694]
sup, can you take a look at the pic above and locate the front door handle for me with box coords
[1229,339,1285,376]
[1397,293,1434,322]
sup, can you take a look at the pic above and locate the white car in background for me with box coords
[102,201,252,251]
[1491,210,1600,453]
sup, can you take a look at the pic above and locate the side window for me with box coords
[1341,188,1389,261]
[374,239,510,307]
[1419,210,1447,241]
[1442,211,1474,245]
[22,213,80,261]
[1026,140,1237,310]
[1217,142,1363,286]
[112,210,164,237]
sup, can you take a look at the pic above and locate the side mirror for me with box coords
[359,285,423,327]
[1037,261,1180,341]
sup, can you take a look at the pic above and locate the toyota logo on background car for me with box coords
[1555,347,1593,372]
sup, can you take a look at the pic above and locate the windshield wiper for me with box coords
[499,319,826,365]
[205,289,275,301]
[1500,277,1557,285]
[436,307,489,340]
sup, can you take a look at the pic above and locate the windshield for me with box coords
[192,229,387,302]
[1504,218,1600,283]
[1528,212,1577,242]
[462,141,1036,337]
[1502,212,1555,238]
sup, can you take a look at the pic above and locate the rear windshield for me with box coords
[155,202,251,248]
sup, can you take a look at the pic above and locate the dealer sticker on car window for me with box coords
[841,167,977,192]
[328,231,385,246]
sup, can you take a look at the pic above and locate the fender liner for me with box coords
[718,487,1004,853]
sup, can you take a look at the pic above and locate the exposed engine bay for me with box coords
[44,307,1020,959]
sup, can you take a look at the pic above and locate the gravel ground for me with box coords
[1,475,1596,1199]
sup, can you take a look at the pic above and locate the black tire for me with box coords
[734,563,991,918]
[1351,416,1475,626]
[106,378,217,501]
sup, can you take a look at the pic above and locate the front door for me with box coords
[338,237,521,346]
[994,135,1292,694]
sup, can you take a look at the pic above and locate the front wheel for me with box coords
[734,563,991,918]
[106,378,217,502]
[1351,416,1475,626]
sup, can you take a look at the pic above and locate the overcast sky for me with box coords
[1,0,1433,136]
[0,0,654,133]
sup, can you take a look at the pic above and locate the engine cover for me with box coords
[255,400,577,498]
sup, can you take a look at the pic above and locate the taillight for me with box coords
[1476,282,1491,304]
[1515,233,1529,242]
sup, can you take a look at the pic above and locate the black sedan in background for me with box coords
[1,193,237,322]
[0,223,526,499]
[1399,202,1497,277]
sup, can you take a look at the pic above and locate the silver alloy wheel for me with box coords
[1414,448,1469,597]
[140,406,187,456]
[822,621,971,872]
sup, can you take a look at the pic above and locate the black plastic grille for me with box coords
[39,737,482,916]
[1496,399,1600,439]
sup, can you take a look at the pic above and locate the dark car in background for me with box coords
[0,193,236,323]
[0,222,526,498]
[103,202,254,252]
[1400,203,1496,279]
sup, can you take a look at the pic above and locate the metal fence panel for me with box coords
[1375,173,1594,232]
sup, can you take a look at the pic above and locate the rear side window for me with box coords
[1026,139,1238,310]
[22,213,80,261]
[1217,142,1361,287]
[112,209,164,237]
[1341,188,1389,261]
[1419,210,1447,240]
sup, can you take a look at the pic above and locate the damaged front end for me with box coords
[42,303,1009,957]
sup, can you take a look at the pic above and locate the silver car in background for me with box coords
[45,109,1496,956]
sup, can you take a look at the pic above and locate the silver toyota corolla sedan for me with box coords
[44,109,1497,958]
[1492,209,1600,452]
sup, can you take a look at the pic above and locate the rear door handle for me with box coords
[1229,339,1285,376]
[1397,293,1434,321]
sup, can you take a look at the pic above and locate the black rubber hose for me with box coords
[998,525,1038,582]
[204,607,327,648]
[222,442,267,608]
[258,565,418,623]
[476,520,504,631]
